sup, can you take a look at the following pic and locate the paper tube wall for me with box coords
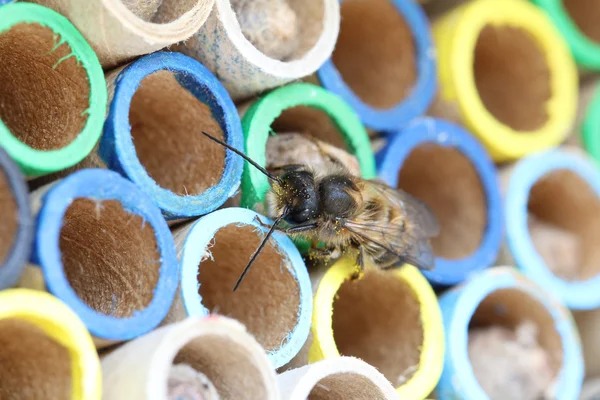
[430,0,578,162]
[580,378,600,400]
[532,0,600,71]
[278,357,398,400]
[240,82,376,212]
[0,2,107,178]
[23,168,179,348]
[29,0,214,68]
[176,0,340,101]
[164,207,312,369]
[0,146,33,290]
[376,118,503,286]
[102,316,279,399]
[502,148,600,310]
[309,256,444,399]
[99,51,244,220]
[316,0,437,132]
[0,288,101,399]
[436,267,583,400]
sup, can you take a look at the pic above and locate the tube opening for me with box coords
[0,319,71,399]
[271,106,347,149]
[563,0,600,44]
[198,224,300,351]
[173,333,268,399]
[308,372,386,399]
[59,198,161,317]
[397,144,486,260]
[331,0,416,109]
[468,288,563,400]
[129,70,226,196]
[332,270,423,387]
[232,0,324,61]
[0,169,17,265]
[0,23,89,150]
[474,25,551,131]
[120,0,198,24]
[527,169,600,281]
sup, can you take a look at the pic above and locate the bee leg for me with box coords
[351,247,366,280]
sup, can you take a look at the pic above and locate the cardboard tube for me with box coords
[102,316,279,399]
[0,146,32,289]
[164,207,312,369]
[502,147,600,310]
[581,80,600,160]
[0,288,101,399]
[376,118,503,286]
[564,77,599,147]
[30,0,214,68]
[278,357,398,400]
[575,309,600,378]
[97,51,243,219]
[0,2,107,178]
[177,0,339,101]
[580,378,600,399]
[533,0,600,70]
[240,82,376,211]
[309,257,444,398]
[437,267,583,400]
[24,168,179,348]
[430,0,578,162]
[316,0,437,131]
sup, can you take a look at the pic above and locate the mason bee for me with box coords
[201,131,440,291]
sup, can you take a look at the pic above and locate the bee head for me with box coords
[278,170,319,224]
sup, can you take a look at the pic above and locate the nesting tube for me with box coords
[31,0,214,68]
[430,0,578,161]
[102,316,279,399]
[177,0,340,101]
[0,146,33,289]
[0,288,101,399]
[0,2,107,177]
[582,82,600,159]
[437,267,583,399]
[533,0,600,71]
[377,118,503,286]
[165,207,312,368]
[278,357,398,400]
[580,378,600,400]
[575,308,600,379]
[309,257,444,398]
[317,0,437,131]
[100,51,244,219]
[502,148,600,310]
[240,82,375,211]
[25,168,179,348]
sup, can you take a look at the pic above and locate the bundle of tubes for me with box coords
[2,0,600,399]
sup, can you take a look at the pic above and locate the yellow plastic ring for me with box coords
[309,257,444,399]
[433,0,577,161]
[0,288,101,400]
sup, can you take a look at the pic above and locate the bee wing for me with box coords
[367,180,440,238]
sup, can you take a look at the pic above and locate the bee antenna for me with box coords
[201,131,283,185]
[233,212,287,292]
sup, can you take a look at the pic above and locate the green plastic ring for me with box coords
[582,85,600,161]
[240,82,376,210]
[532,0,600,70]
[0,3,107,177]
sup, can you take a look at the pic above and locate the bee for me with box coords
[201,131,440,291]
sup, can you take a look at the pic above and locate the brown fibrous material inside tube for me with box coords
[232,0,324,61]
[474,25,551,132]
[468,288,563,400]
[332,0,416,109]
[332,270,423,387]
[121,0,198,24]
[129,70,226,196]
[308,372,386,399]
[198,225,300,351]
[0,23,89,150]
[271,106,347,149]
[59,198,161,317]
[0,170,17,265]
[527,169,600,281]
[174,334,268,399]
[563,0,600,44]
[0,319,71,399]
[397,144,487,260]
